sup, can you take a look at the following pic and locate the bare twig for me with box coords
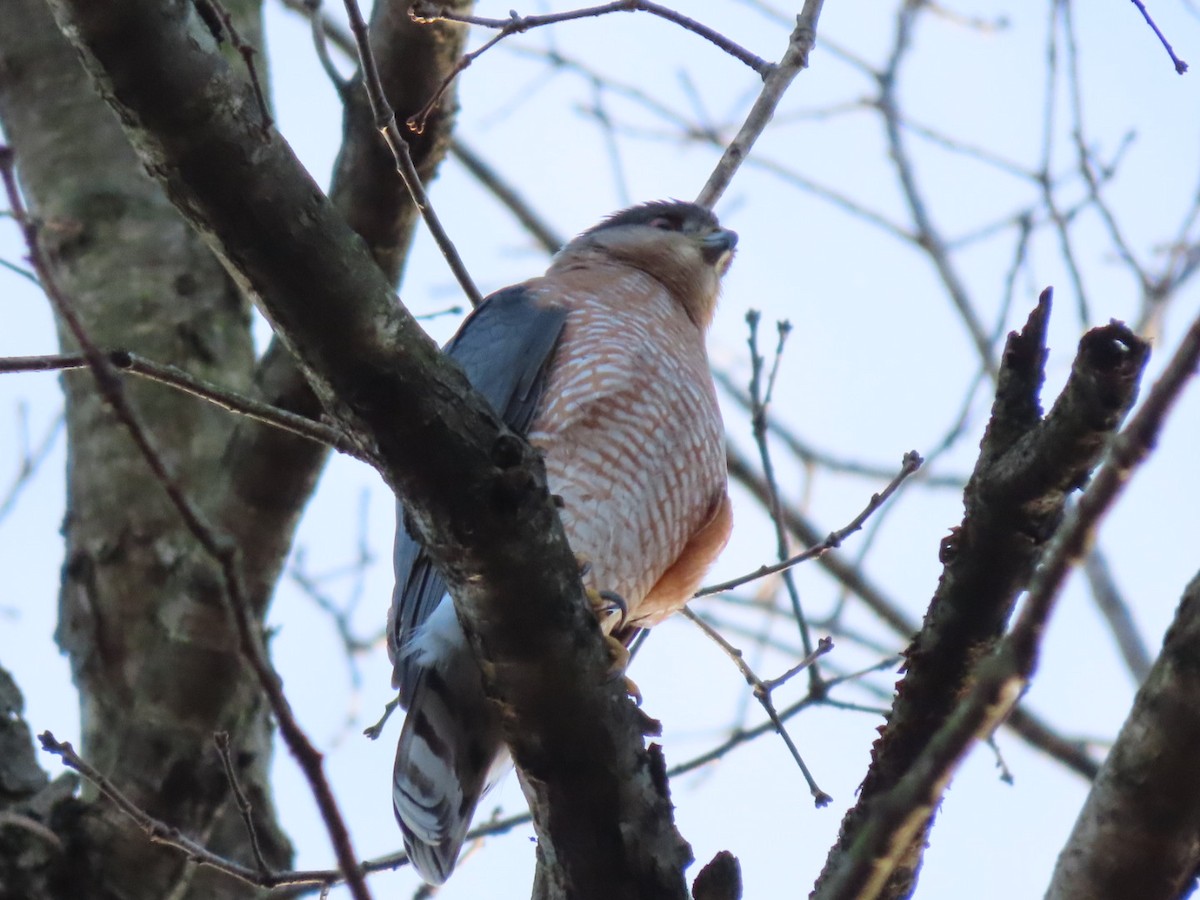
[283,0,355,58]
[1039,0,1096,327]
[714,368,963,488]
[192,0,274,134]
[587,80,633,205]
[449,139,565,254]
[0,145,372,900]
[284,0,566,260]
[38,732,332,890]
[698,450,922,598]
[877,2,995,373]
[724,442,1103,782]
[339,0,482,306]
[0,255,38,284]
[682,607,832,805]
[1128,0,1189,73]
[1062,2,1151,305]
[507,42,913,242]
[213,731,271,875]
[1083,549,1153,685]
[743,310,817,671]
[0,406,62,523]
[0,351,368,461]
[407,0,776,146]
[289,493,386,723]
[312,651,916,898]
[764,637,836,693]
[668,657,892,779]
[815,309,1200,900]
[696,0,826,208]
[303,0,351,91]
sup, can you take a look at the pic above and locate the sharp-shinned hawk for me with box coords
[388,200,736,883]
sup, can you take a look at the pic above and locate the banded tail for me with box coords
[393,599,507,884]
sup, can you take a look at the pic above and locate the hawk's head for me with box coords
[563,200,737,328]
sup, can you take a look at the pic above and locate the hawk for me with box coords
[388,200,736,884]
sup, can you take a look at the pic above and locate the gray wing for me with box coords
[389,286,568,700]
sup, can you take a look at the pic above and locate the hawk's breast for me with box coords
[525,268,727,620]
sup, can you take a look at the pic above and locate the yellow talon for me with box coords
[577,564,638,702]
[623,674,643,707]
[605,634,631,672]
[602,635,642,705]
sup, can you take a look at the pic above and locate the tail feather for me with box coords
[393,603,507,885]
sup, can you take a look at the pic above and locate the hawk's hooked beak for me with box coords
[700,228,738,266]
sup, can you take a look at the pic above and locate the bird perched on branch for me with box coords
[388,200,736,884]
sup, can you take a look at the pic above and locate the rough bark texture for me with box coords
[0,0,475,896]
[330,0,472,286]
[0,2,291,898]
[813,292,1150,900]
[1046,570,1200,900]
[212,0,477,608]
[31,0,692,895]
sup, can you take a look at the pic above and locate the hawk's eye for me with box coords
[647,216,680,231]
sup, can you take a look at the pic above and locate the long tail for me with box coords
[393,609,506,884]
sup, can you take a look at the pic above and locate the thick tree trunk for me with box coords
[0,2,289,897]
[33,0,695,894]
[1046,569,1200,900]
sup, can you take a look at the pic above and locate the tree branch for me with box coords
[695,0,825,208]
[0,351,364,460]
[43,1,690,894]
[814,303,1200,900]
[1046,570,1200,899]
[814,290,1151,898]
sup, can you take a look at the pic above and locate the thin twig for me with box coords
[0,406,63,523]
[290,530,385,714]
[877,2,995,374]
[192,0,274,135]
[1040,0,1093,328]
[323,652,919,898]
[1063,2,1151,307]
[340,0,482,307]
[0,255,39,284]
[411,0,772,125]
[1082,550,1152,684]
[284,0,565,260]
[213,731,271,875]
[0,145,373,900]
[283,0,355,57]
[668,656,890,779]
[815,308,1200,900]
[695,0,826,208]
[303,0,351,91]
[682,607,832,805]
[1128,0,1189,73]
[449,139,565,254]
[507,42,914,242]
[38,732,324,889]
[763,637,836,692]
[724,441,1104,782]
[744,310,817,673]
[713,369,964,488]
[588,81,633,206]
[698,450,922,598]
[0,351,369,461]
